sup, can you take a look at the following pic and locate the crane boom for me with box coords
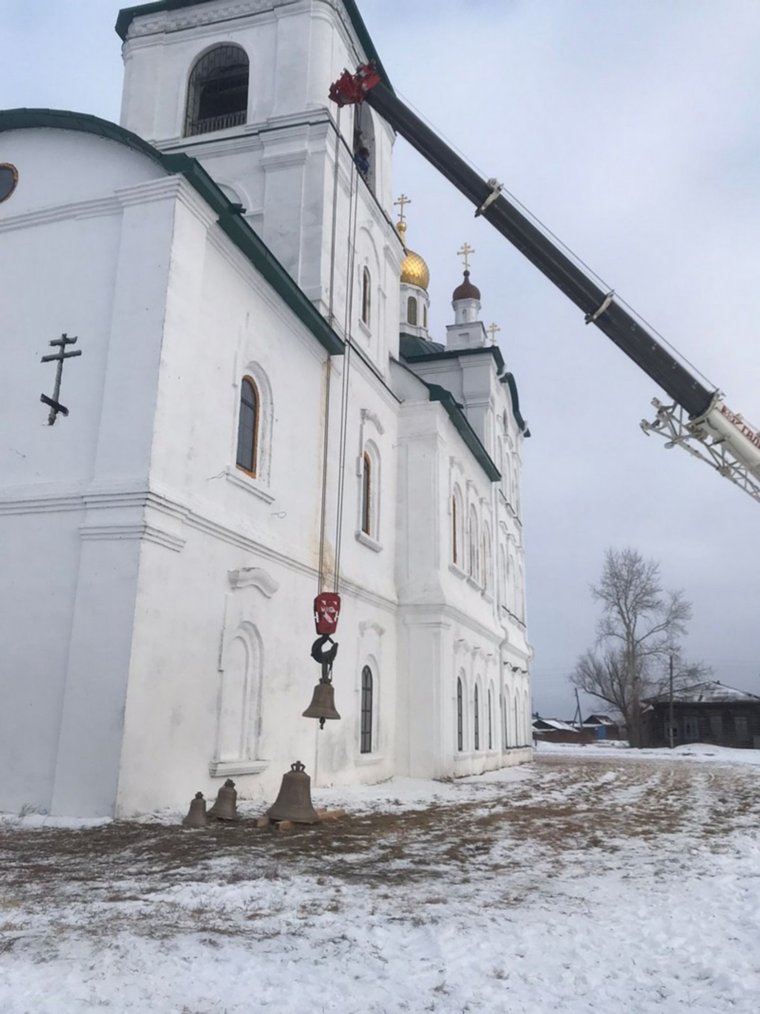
[329,65,760,505]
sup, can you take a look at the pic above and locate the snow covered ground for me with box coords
[2,744,759,1013]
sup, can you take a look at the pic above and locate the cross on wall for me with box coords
[40,333,82,425]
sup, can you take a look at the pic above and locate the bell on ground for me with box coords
[303,679,341,729]
[265,761,320,824]
[207,778,240,821]
[182,791,208,828]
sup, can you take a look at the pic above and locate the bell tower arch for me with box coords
[117,0,401,343]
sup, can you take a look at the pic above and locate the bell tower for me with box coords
[116,0,400,339]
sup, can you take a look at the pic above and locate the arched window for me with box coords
[482,525,493,594]
[488,688,493,750]
[407,296,417,326]
[361,267,371,326]
[360,666,373,754]
[514,698,520,747]
[502,692,508,748]
[236,376,259,475]
[451,485,464,566]
[361,451,372,535]
[456,677,464,752]
[499,545,508,605]
[468,506,479,580]
[215,622,262,765]
[474,684,480,750]
[452,496,459,564]
[423,304,428,329]
[185,45,249,137]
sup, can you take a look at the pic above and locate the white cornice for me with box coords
[0,194,122,235]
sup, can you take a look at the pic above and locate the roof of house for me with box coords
[533,718,576,732]
[644,680,760,705]
[0,108,344,357]
[115,0,393,90]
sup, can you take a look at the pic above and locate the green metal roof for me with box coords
[115,0,392,89]
[0,108,344,357]
[425,383,501,482]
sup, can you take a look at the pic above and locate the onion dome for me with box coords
[452,269,480,302]
[397,220,430,291]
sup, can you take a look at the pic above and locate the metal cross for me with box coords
[40,333,82,425]
[486,322,501,345]
[394,193,411,224]
[457,242,475,271]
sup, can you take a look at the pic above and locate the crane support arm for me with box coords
[330,66,714,418]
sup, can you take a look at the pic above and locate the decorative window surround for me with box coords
[224,466,275,504]
[356,529,382,553]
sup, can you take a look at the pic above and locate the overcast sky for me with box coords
[4,0,760,719]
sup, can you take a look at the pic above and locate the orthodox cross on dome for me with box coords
[40,333,82,425]
[457,242,475,272]
[394,193,411,224]
[486,322,501,345]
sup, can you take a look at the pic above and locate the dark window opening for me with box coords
[360,666,373,754]
[474,685,480,750]
[407,296,417,326]
[361,452,372,535]
[236,377,259,475]
[186,45,249,137]
[457,678,464,752]
[361,268,371,326]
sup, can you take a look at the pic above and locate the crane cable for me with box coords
[333,154,361,595]
[317,106,345,594]
[317,104,361,596]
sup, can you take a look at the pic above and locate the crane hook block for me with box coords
[314,592,341,635]
[329,63,381,107]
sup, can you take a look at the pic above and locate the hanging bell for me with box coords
[207,778,240,821]
[303,679,341,728]
[265,761,320,824]
[182,791,208,828]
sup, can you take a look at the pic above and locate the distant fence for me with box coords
[533,729,595,745]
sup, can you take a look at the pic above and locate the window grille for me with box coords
[185,45,249,137]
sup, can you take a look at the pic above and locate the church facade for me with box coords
[0,0,531,818]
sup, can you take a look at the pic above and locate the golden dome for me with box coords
[397,220,430,291]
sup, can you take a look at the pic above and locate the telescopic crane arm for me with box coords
[330,65,760,504]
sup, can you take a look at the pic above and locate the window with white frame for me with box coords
[482,524,493,594]
[359,442,381,541]
[236,376,259,476]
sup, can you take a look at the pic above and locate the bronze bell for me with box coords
[303,679,341,728]
[207,778,240,821]
[265,761,320,824]
[182,791,208,828]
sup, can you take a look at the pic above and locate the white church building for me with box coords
[0,0,532,818]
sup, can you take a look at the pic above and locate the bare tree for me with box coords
[571,548,697,746]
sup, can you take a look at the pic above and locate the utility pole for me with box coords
[668,652,675,749]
